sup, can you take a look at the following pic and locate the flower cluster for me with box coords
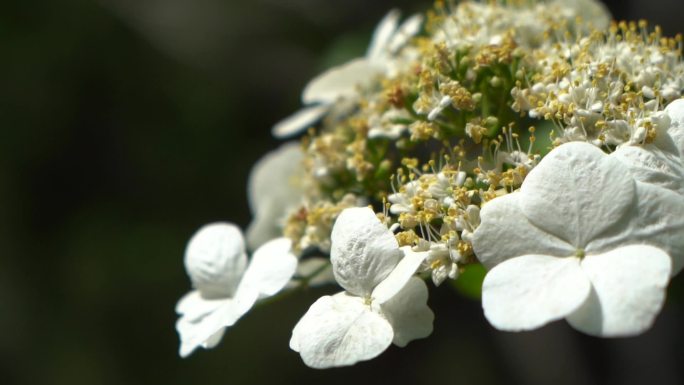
[175,0,684,369]
[511,20,684,148]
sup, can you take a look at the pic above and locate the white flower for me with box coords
[246,142,305,250]
[388,179,420,214]
[417,240,461,286]
[455,204,480,243]
[663,98,684,162]
[272,10,422,138]
[289,207,433,368]
[472,142,684,337]
[176,223,297,357]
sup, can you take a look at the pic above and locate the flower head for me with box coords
[175,0,684,369]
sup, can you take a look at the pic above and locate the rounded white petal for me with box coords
[176,290,221,316]
[175,291,245,358]
[289,292,393,369]
[565,0,611,29]
[472,193,574,269]
[567,245,671,337]
[665,98,684,155]
[611,144,684,194]
[331,207,401,297]
[246,142,303,219]
[379,277,433,347]
[184,223,247,297]
[588,182,684,275]
[366,9,400,60]
[482,254,591,332]
[239,237,298,298]
[631,183,684,275]
[271,104,329,138]
[387,14,423,54]
[201,328,226,350]
[520,142,636,248]
[372,247,427,304]
[246,142,304,249]
[245,205,278,252]
[302,58,383,104]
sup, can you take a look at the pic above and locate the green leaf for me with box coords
[451,263,486,300]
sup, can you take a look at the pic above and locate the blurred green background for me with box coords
[1,1,682,384]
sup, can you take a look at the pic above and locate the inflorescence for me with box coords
[176,0,684,369]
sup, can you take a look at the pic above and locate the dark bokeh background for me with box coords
[1,1,682,384]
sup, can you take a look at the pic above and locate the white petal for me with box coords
[611,144,684,193]
[175,292,243,357]
[245,205,279,252]
[387,14,423,54]
[331,207,401,297]
[289,292,393,369]
[366,9,400,60]
[372,247,427,304]
[665,98,684,155]
[567,245,671,337]
[247,142,304,250]
[519,142,636,248]
[565,0,611,29]
[589,182,684,275]
[247,142,304,218]
[302,58,383,104]
[482,255,591,332]
[246,142,304,249]
[632,183,684,275]
[271,104,330,138]
[184,223,247,297]
[239,237,297,298]
[201,328,226,350]
[472,193,574,269]
[175,290,220,315]
[380,277,433,347]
